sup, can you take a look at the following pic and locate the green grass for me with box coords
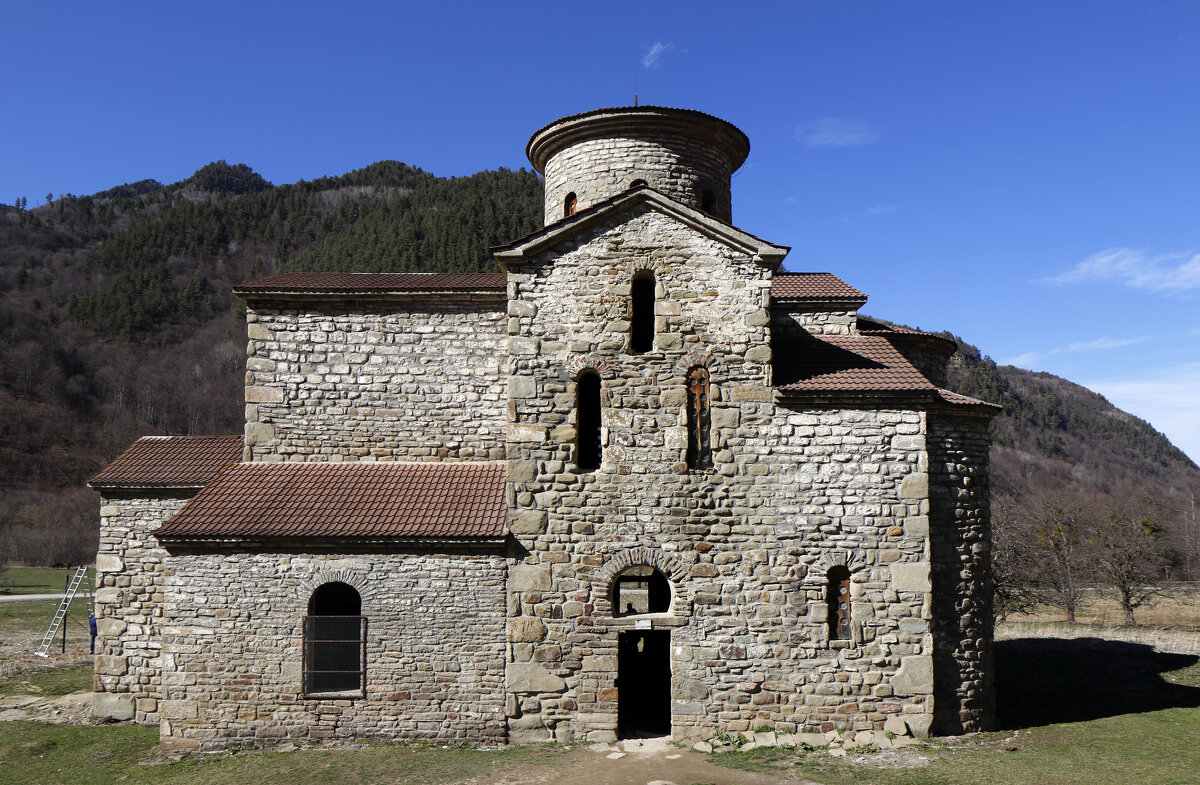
[0,664,93,696]
[0,725,571,785]
[1,566,89,595]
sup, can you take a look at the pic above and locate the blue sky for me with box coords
[3,1,1198,462]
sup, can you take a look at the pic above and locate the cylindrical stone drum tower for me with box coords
[526,106,750,226]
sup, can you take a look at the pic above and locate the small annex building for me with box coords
[90,106,999,750]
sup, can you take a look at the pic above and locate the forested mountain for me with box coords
[0,161,1195,567]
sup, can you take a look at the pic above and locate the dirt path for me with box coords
[467,736,817,785]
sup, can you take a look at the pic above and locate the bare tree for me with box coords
[991,489,1042,620]
[1088,490,1171,626]
[1026,493,1091,623]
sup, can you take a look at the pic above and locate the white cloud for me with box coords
[1085,362,1200,465]
[641,41,674,68]
[795,118,879,149]
[1044,247,1200,293]
[1004,336,1149,367]
[865,203,896,215]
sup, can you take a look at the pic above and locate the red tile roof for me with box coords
[934,388,1003,411]
[234,272,506,294]
[155,462,507,541]
[771,273,866,302]
[89,436,243,488]
[773,334,936,392]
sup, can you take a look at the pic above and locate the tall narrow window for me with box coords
[304,582,366,694]
[564,192,577,217]
[576,371,601,471]
[630,273,655,354]
[701,190,716,214]
[686,367,712,470]
[827,567,851,641]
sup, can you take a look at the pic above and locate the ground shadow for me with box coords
[995,636,1200,729]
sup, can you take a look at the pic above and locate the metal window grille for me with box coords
[303,615,367,695]
[827,568,851,640]
[686,368,713,470]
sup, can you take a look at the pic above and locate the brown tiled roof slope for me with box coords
[235,271,860,301]
[234,272,506,294]
[156,462,507,541]
[89,435,243,488]
[771,273,866,302]
[773,334,936,392]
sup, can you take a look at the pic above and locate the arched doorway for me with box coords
[611,565,672,737]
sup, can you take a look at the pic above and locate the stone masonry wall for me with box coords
[774,309,858,336]
[503,205,937,742]
[542,135,735,224]
[158,551,507,750]
[927,412,994,733]
[243,302,506,462]
[94,492,192,723]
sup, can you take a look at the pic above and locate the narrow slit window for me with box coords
[630,273,655,354]
[564,192,577,217]
[701,190,716,214]
[686,367,712,470]
[304,582,366,694]
[576,371,602,471]
[827,567,851,641]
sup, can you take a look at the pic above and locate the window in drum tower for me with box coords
[565,192,577,217]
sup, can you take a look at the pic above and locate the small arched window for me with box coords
[576,371,602,472]
[630,178,648,189]
[630,273,655,354]
[701,190,716,214]
[613,565,671,617]
[686,367,712,470]
[827,567,851,641]
[304,582,366,694]
[564,192,577,217]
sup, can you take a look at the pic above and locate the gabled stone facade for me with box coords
[92,106,997,750]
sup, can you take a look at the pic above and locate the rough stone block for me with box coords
[905,713,934,738]
[509,617,548,642]
[891,655,933,695]
[891,562,930,592]
[884,715,909,736]
[899,473,929,499]
[244,386,284,404]
[97,618,127,637]
[508,424,546,443]
[244,422,277,447]
[510,565,551,591]
[161,699,199,720]
[94,693,135,721]
[510,510,548,535]
[95,554,123,573]
[96,655,128,676]
[507,662,566,693]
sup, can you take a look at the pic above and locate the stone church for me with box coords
[90,106,998,750]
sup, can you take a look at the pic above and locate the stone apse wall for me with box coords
[502,206,941,742]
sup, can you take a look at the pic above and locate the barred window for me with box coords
[686,367,712,470]
[827,567,851,641]
[304,582,366,695]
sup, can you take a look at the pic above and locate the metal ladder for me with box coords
[34,566,92,658]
